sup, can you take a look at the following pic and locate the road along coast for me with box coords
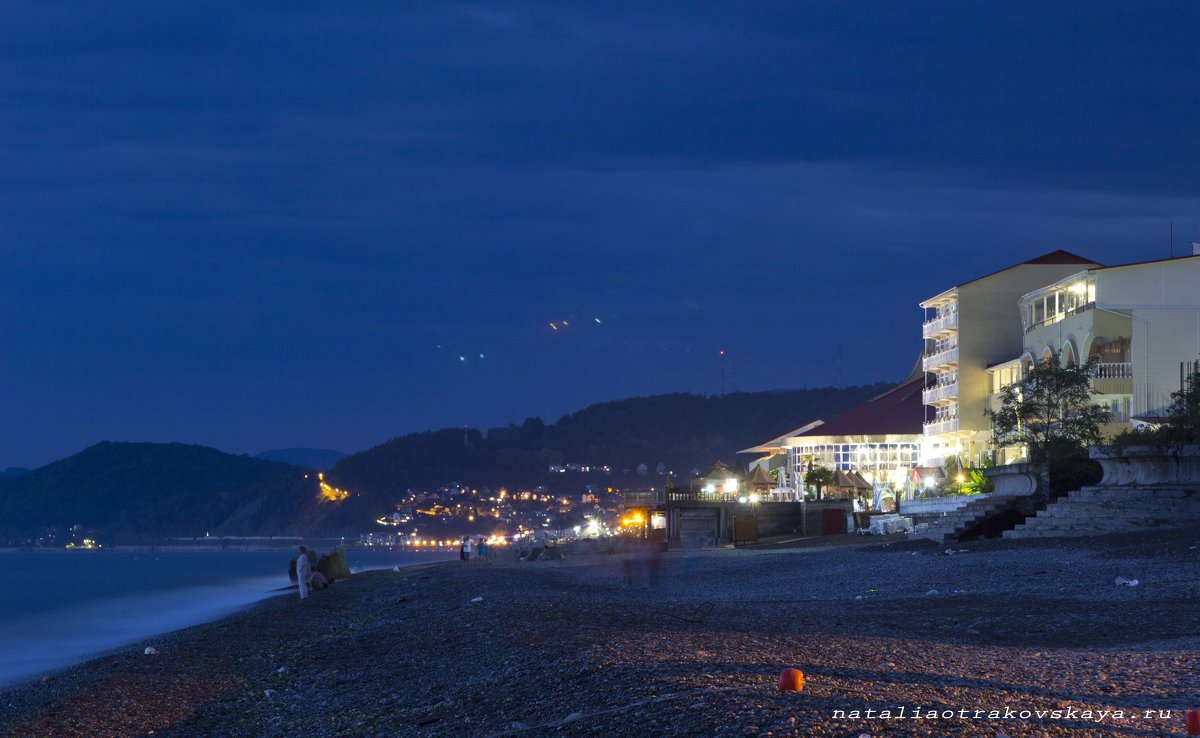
[2,531,1198,737]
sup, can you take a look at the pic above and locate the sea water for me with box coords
[0,548,455,689]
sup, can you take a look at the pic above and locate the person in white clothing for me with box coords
[296,545,312,600]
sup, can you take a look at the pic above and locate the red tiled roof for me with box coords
[950,249,1102,291]
[796,372,926,438]
[1022,249,1098,265]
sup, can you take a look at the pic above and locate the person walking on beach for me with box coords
[296,546,312,601]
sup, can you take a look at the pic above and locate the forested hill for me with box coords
[0,384,892,541]
[0,442,327,543]
[325,383,890,506]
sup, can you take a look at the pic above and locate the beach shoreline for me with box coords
[2,530,1197,737]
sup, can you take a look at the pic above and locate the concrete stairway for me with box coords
[1003,485,1200,539]
[909,494,1033,543]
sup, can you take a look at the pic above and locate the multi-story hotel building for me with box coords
[1004,250,1200,439]
[920,250,1101,468]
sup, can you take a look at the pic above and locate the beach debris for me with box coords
[926,589,940,597]
[854,595,863,601]
[276,666,289,673]
[471,596,484,602]
[264,689,276,699]
[392,565,400,572]
[39,675,52,683]
[777,668,805,692]
[1114,577,1139,587]
[143,647,158,655]
[563,712,584,723]
[510,722,530,730]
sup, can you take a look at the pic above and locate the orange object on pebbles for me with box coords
[777,668,805,692]
[1185,708,1199,736]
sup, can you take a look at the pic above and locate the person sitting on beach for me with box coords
[296,546,312,601]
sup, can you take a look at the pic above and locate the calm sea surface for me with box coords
[0,548,456,688]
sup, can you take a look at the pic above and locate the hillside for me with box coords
[0,442,331,544]
[0,384,893,541]
[255,448,347,470]
[322,383,890,525]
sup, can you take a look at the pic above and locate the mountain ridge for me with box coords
[0,383,893,542]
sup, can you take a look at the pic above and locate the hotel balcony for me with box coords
[923,416,959,435]
[922,381,958,405]
[922,345,958,371]
[1091,362,1132,379]
[1091,362,1133,395]
[624,489,665,507]
[921,311,958,338]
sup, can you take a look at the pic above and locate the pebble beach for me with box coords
[2,530,1198,737]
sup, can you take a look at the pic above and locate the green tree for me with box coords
[804,465,834,501]
[985,354,1110,501]
[1115,369,1200,447]
[942,457,994,496]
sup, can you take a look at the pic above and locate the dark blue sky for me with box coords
[3,2,1198,467]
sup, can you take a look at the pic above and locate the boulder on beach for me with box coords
[317,549,352,580]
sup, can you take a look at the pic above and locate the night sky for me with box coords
[3,2,1199,468]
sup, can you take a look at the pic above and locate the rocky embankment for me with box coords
[2,530,1198,737]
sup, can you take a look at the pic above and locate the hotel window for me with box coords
[1090,336,1130,364]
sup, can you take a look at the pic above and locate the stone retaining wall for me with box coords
[1091,445,1200,487]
